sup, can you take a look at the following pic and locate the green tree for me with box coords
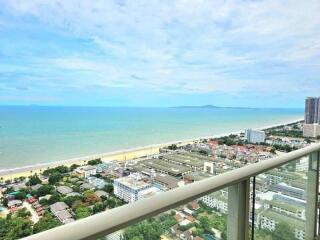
[48,194,61,205]
[16,208,31,218]
[43,166,69,177]
[123,221,163,240]
[36,185,54,196]
[192,227,204,237]
[69,164,80,171]
[75,206,92,219]
[199,216,211,231]
[27,174,42,186]
[63,195,84,208]
[15,191,27,200]
[103,184,114,194]
[272,222,295,240]
[104,198,116,208]
[88,159,102,165]
[83,190,100,205]
[93,202,105,214]
[1,197,9,207]
[33,213,60,233]
[131,236,144,240]
[48,173,62,185]
[0,217,33,239]
[167,144,177,150]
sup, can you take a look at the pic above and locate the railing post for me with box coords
[306,151,319,240]
[227,179,250,240]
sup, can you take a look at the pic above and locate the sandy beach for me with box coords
[0,118,303,181]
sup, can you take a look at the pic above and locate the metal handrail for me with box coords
[23,143,320,240]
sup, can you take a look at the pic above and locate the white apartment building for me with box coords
[200,190,228,214]
[303,124,320,138]
[245,129,266,144]
[113,173,153,203]
[258,210,305,240]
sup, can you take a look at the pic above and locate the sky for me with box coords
[0,0,319,108]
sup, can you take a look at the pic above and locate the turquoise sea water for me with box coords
[0,106,303,169]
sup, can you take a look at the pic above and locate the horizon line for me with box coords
[0,104,304,110]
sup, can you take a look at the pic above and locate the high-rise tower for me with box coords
[303,97,320,137]
[305,97,320,124]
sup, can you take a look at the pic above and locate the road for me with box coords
[23,201,40,223]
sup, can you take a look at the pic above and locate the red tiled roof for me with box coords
[194,236,204,240]
[191,201,200,210]
[186,215,195,222]
[175,213,183,222]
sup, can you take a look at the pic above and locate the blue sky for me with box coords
[0,0,319,108]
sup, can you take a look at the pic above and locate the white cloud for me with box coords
[1,0,320,96]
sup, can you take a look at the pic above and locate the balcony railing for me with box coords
[23,143,320,240]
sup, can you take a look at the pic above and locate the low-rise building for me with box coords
[7,200,22,208]
[87,177,106,189]
[201,190,228,213]
[80,183,95,190]
[264,200,305,220]
[258,209,305,240]
[66,192,81,197]
[270,183,305,200]
[153,174,184,190]
[95,190,109,198]
[57,186,73,195]
[75,165,97,178]
[50,202,74,224]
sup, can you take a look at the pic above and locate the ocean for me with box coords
[0,106,303,169]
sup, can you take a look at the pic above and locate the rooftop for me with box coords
[114,174,150,190]
[57,186,73,195]
[50,202,69,214]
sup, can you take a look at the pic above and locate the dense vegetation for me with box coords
[215,134,245,146]
[272,144,297,152]
[88,159,102,165]
[267,129,303,138]
[167,144,178,150]
[122,213,177,240]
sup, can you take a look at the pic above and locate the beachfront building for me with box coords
[303,123,320,138]
[113,173,153,203]
[75,165,97,178]
[244,129,266,144]
[303,97,320,137]
[305,97,320,124]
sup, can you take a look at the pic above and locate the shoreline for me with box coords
[0,118,303,180]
